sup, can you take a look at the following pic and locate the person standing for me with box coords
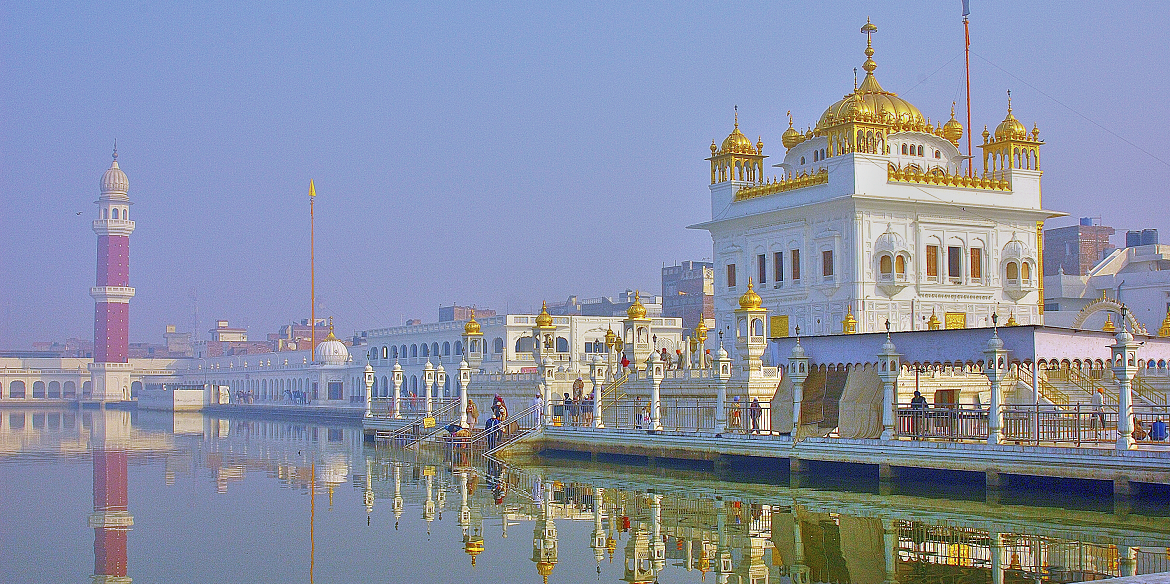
[467,397,479,429]
[749,398,763,435]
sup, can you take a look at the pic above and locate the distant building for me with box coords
[276,318,330,351]
[548,290,662,318]
[661,261,714,331]
[1044,242,1170,334]
[163,324,193,357]
[210,320,248,342]
[1043,217,1115,276]
[438,305,496,322]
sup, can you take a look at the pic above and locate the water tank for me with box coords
[1126,231,1142,247]
[1080,217,1094,226]
[1141,229,1159,246]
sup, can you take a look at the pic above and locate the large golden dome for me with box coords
[738,279,762,310]
[815,20,925,133]
[626,291,648,319]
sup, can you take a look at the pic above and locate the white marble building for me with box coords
[690,22,1061,338]
[1045,244,1170,336]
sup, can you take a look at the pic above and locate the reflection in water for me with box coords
[0,408,1167,583]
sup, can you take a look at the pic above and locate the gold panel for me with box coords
[771,315,789,338]
[945,312,967,330]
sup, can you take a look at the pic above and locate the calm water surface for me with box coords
[1,406,1168,584]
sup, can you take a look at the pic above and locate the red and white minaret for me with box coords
[88,146,135,402]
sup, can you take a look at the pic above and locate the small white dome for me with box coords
[874,225,907,256]
[1002,234,1029,260]
[101,154,128,196]
[789,341,806,359]
[314,332,349,366]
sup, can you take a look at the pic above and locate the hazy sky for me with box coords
[2,1,1167,347]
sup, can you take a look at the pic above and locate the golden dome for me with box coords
[816,21,925,134]
[465,537,484,566]
[535,302,554,328]
[718,108,758,155]
[842,306,857,334]
[1103,314,1116,333]
[694,319,708,342]
[464,310,482,335]
[942,103,963,145]
[737,279,762,310]
[781,111,804,149]
[927,309,941,330]
[994,110,1028,142]
[626,291,648,319]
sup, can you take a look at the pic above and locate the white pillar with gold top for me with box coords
[734,280,767,379]
[589,355,605,428]
[391,359,403,419]
[649,351,664,431]
[622,291,652,371]
[423,359,435,417]
[462,310,484,372]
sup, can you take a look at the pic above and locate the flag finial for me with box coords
[309,179,316,197]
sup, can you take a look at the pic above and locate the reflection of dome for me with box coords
[315,330,349,366]
[465,536,484,566]
[738,280,762,310]
[101,150,129,195]
[627,291,648,319]
[464,311,482,335]
[535,302,554,328]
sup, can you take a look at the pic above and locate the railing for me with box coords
[1014,366,1070,406]
[378,399,462,446]
[370,396,457,419]
[897,403,1170,446]
[1133,376,1168,406]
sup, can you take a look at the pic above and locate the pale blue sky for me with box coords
[2,1,1167,346]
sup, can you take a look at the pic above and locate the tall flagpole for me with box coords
[963,1,973,176]
[309,180,317,355]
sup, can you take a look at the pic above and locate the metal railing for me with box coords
[896,405,989,441]
[370,396,457,419]
[378,399,462,446]
[1013,365,1070,406]
[1133,376,1168,406]
[897,403,1170,446]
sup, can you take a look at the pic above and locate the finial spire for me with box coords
[861,17,878,73]
[112,139,118,161]
[1007,89,1012,113]
[328,315,334,334]
[853,67,858,90]
[787,110,793,127]
[733,105,738,129]
[951,101,957,117]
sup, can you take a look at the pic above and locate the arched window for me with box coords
[48,381,61,398]
[412,344,419,357]
[391,346,398,359]
[442,341,451,356]
[454,341,463,356]
[1021,262,1031,282]
[800,156,805,165]
[895,255,906,277]
[555,337,569,352]
[102,208,108,219]
[493,337,505,354]
[901,143,908,155]
[431,343,440,358]
[751,318,763,336]
[515,337,536,353]
[879,255,893,279]
[1006,262,1019,283]
[381,346,388,359]
[32,381,46,398]
[63,381,76,398]
[401,345,407,359]
[917,145,924,156]
[934,150,941,159]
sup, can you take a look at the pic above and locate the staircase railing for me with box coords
[1133,376,1168,406]
[379,399,462,446]
[1015,365,1070,407]
[598,371,630,416]
[484,404,544,455]
[1066,367,1118,406]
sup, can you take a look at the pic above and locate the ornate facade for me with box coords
[691,20,1061,338]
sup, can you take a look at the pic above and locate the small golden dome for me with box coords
[738,279,762,310]
[842,306,857,334]
[1005,311,1019,326]
[626,291,648,319]
[942,103,963,145]
[694,319,708,342]
[604,326,616,347]
[1103,314,1116,333]
[718,108,757,155]
[994,95,1028,142]
[927,309,941,330]
[535,302,554,328]
[464,310,482,335]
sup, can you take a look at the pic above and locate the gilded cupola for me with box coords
[942,102,964,146]
[781,111,804,150]
[708,106,766,184]
[463,310,482,335]
[737,279,762,310]
[980,90,1043,176]
[535,302,554,328]
[626,291,648,320]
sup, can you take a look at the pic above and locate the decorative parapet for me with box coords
[887,165,1011,191]
[734,169,828,202]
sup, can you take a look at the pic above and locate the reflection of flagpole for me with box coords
[310,463,316,584]
[963,1,973,176]
[309,180,317,354]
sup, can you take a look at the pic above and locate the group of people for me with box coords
[555,377,595,426]
[726,396,765,434]
[1132,418,1169,442]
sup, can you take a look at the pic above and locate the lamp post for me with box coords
[714,334,731,433]
[604,327,616,376]
[788,325,810,438]
[1111,306,1141,451]
[458,357,471,427]
[391,360,403,419]
[877,320,900,440]
[648,351,664,431]
[983,313,1008,445]
[589,355,605,428]
[423,359,435,418]
[364,363,375,419]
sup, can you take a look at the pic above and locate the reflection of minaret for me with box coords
[89,146,136,402]
[91,447,132,583]
[532,481,558,584]
[392,463,403,531]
